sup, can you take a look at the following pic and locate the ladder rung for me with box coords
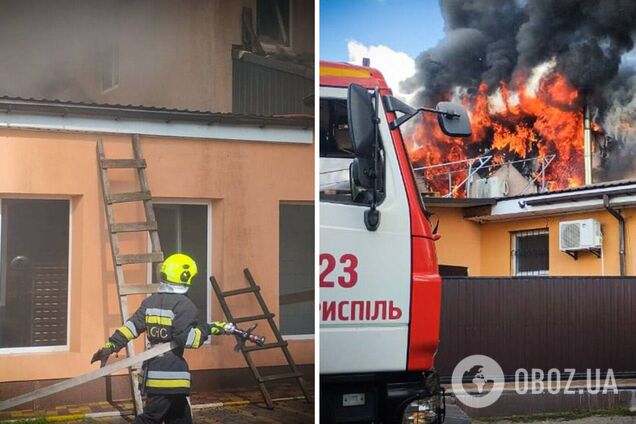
[101,159,147,169]
[111,221,158,233]
[108,191,152,204]
[221,286,260,297]
[257,372,303,383]
[119,284,161,295]
[244,342,287,352]
[233,313,274,324]
[116,252,164,265]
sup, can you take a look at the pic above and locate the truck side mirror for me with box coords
[384,96,472,139]
[347,83,376,160]
[436,102,472,137]
[347,83,381,231]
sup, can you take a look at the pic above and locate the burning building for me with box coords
[402,0,636,198]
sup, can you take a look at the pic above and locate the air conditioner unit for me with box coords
[471,176,508,198]
[559,219,602,251]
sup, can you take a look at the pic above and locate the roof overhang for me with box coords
[463,182,636,222]
[0,97,313,144]
[423,197,497,208]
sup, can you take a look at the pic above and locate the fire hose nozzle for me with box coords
[250,334,266,346]
[224,322,266,351]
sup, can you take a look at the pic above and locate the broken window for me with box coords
[257,0,290,46]
[101,38,119,93]
[279,203,314,336]
[0,199,70,350]
[511,229,549,276]
[154,203,209,320]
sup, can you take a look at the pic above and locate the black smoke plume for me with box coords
[403,0,636,180]
[404,0,636,102]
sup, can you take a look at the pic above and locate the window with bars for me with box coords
[511,229,549,276]
[0,199,70,349]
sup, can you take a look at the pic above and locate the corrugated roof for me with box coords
[501,178,636,201]
[422,197,497,208]
[0,96,313,128]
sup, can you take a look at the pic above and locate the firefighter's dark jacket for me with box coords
[109,292,212,395]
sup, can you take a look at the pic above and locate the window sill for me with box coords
[0,345,68,355]
[514,272,550,277]
[282,334,314,341]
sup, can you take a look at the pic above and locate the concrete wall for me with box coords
[0,0,314,112]
[0,127,314,383]
[431,207,634,277]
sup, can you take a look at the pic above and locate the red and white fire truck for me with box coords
[319,61,471,423]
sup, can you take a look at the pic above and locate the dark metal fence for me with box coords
[436,277,636,377]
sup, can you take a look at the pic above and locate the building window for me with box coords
[153,203,210,320]
[511,229,549,276]
[257,0,290,46]
[101,39,119,93]
[0,199,70,350]
[279,203,314,337]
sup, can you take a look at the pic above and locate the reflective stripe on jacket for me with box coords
[109,292,211,395]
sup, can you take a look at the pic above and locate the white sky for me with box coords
[347,40,416,101]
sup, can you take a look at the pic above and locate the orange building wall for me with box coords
[480,210,634,277]
[428,207,482,276]
[0,128,314,383]
[431,207,635,277]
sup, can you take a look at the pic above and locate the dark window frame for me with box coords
[256,0,291,46]
[279,202,314,337]
[0,197,71,351]
[152,201,211,323]
[511,228,549,276]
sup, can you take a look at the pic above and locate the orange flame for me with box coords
[406,71,584,196]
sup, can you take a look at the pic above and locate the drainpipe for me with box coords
[584,103,593,185]
[603,194,626,276]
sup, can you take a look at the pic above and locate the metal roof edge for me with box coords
[465,182,636,222]
[0,97,313,129]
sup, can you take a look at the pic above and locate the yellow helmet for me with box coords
[160,253,198,286]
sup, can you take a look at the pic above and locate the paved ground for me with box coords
[0,381,313,423]
[69,399,313,423]
[475,416,636,423]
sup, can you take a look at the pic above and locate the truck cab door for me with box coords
[320,86,412,374]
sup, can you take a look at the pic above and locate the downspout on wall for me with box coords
[584,103,593,185]
[603,194,626,276]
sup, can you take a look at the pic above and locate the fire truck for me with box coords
[319,61,471,423]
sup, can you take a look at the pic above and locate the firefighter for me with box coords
[91,253,228,424]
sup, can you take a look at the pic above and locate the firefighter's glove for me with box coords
[91,341,115,367]
[210,321,228,335]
